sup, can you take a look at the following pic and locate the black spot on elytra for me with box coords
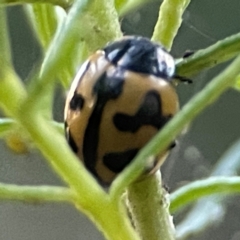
[113,90,172,133]
[103,149,139,173]
[69,92,85,110]
[82,70,125,179]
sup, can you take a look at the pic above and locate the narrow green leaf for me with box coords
[170,176,240,213]
[25,4,65,50]
[0,0,71,9]
[0,118,14,136]
[152,0,191,50]
[0,8,12,65]
[0,183,76,203]
[176,32,240,77]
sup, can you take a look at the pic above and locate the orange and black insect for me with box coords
[64,36,179,185]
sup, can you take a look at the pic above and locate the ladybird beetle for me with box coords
[64,36,179,185]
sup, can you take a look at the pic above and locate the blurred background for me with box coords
[1,0,240,239]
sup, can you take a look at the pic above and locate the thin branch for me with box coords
[0,118,64,137]
[127,172,175,240]
[176,32,240,77]
[152,0,191,50]
[0,8,12,64]
[170,176,240,213]
[0,66,26,116]
[25,5,63,50]
[0,0,71,10]
[0,118,14,136]
[0,183,76,203]
[24,0,122,114]
[235,75,240,90]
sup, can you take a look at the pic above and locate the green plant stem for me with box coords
[80,200,140,240]
[0,118,14,136]
[0,118,63,137]
[0,8,12,65]
[13,112,138,239]
[51,121,64,135]
[81,0,122,51]
[25,0,91,114]
[11,32,136,235]
[12,10,122,232]
[0,65,26,116]
[26,0,121,113]
[0,183,76,203]
[0,0,71,9]
[24,4,78,90]
[0,11,26,115]
[0,57,105,203]
[170,176,240,213]
[17,116,106,200]
[152,0,191,50]
[111,53,240,199]
[24,5,67,117]
[127,171,175,240]
[15,0,120,204]
[0,121,138,238]
[176,32,240,77]
[114,0,128,13]
[235,75,240,90]
[25,4,62,49]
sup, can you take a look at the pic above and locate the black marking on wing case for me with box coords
[69,92,85,110]
[103,148,139,173]
[82,69,125,178]
[113,90,172,133]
